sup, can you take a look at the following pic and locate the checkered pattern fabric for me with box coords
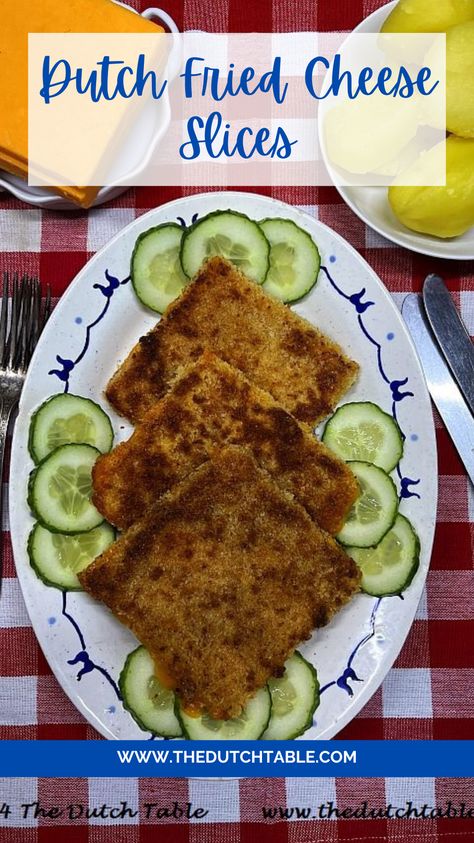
[0,0,473,840]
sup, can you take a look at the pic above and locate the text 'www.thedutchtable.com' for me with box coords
[116,749,357,768]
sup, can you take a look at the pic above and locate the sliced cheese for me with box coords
[0,0,163,207]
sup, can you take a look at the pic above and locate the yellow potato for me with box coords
[323,95,419,175]
[388,136,474,238]
[446,21,474,138]
[381,0,474,33]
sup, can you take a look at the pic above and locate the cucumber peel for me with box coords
[131,223,188,314]
[337,461,399,548]
[323,401,403,472]
[28,522,115,591]
[119,646,182,738]
[28,393,113,464]
[347,514,420,596]
[177,686,272,740]
[263,652,320,739]
[180,210,270,284]
[260,218,321,303]
[28,444,104,534]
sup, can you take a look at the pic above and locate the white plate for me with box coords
[0,4,179,211]
[10,191,437,740]
[322,0,474,261]
[0,175,129,211]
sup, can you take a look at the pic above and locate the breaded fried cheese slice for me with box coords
[80,446,361,720]
[106,256,359,426]
[94,351,359,534]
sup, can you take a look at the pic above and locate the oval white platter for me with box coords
[10,191,437,740]
[322,0,474,261]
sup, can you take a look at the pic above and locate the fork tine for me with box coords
[14,274,24,366]
[12,276,27,371]
[0,273,9,369]
[12,275,29,371]
[24,278,50,372]
[4,273,18,369]
[27,279,41,362]
[28,279,41,367]
[0,274,51,374]
[44,285,51,320]
[42,286,52,331]
[15,277,33,371]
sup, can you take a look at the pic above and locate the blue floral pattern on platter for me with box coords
[42,222,420,737]
[49,270,130,393]
[47,269,131,707]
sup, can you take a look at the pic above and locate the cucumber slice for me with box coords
[177,686,271,740]
[180,211,270,284]
[347,514,420,596]
[262,652,319,740]
[29,393,113,464]
[28,444,103,534]
[131,223,188,313]
[323,402,403,472]
[259,218,321,303]
[337,461,398,548]
[28,522,115,591]
[119,646,182,738]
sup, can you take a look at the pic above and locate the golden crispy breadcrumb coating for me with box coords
[94,351,359,534]
[80,446,361,720]
[106,256,359,426]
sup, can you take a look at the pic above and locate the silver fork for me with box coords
[0,273,51,587]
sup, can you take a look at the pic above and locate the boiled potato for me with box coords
[446,21,474,137]
[381,0,474,33]
[389,136,474,238]
[323,95,419,175]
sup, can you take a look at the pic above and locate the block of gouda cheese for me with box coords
[0,0,163,207]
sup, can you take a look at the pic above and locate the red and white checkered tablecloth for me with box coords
[0,0,473,840]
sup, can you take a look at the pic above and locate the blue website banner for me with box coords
[1,741,473,778]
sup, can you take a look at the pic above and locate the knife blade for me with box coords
[402,293,474,486]
[423,274,474,417]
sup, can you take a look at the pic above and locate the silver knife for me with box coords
[402,293,474,486]
[423,274,474,417]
